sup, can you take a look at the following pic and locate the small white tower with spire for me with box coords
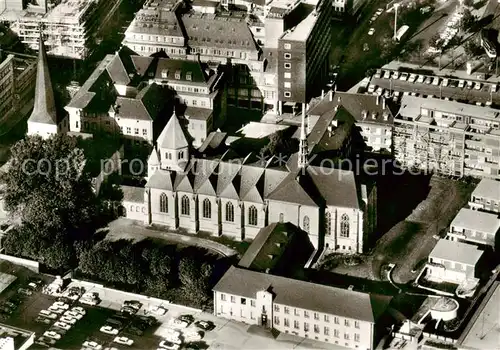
[298,104,308,168]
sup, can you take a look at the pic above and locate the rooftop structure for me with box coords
[429,239,484,267]
[450,208,500,236]
[469,179,500,213]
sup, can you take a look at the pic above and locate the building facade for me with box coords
[447,208,500,249]
[213,266,392,350]
[468,178,500,213]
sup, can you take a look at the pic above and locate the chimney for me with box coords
[332,120,338,128]
[321,89,324,98]
[376,95,380,105]
[382,97,386,110]
[329,90,333,102]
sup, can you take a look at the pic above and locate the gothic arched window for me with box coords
[203,198,211,219]
[159,193,168,213]
[248,205,258,226]
[303,216,310,233]
[181,195,190,216]
[226,202,234,222]
[279,213,284,223]
[340,214,350,238]
[325,211,331,235]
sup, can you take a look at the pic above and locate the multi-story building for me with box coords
[0,324,35,350]
[0,53,36,136]
[447,208,500,249]
[394,96,500,179]
[468,178,500,214]
[2,0,121,59]
[65,50,226,147]
[213,266,392,350]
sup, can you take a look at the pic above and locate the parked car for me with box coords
[36,336,57,346]
[182,330,203,342]
[60,315,78,324]
[100,326,119,335]
[123,300,142,311]
[374,69,382,78]
[178,315,195,324]
[417,75,425,84]
[376,87,384,96]
[195,321,215,331]
[392,71,400,80]
[39,310,58,319]
[64,310,84,320]
[420,5,432,14]
[408,73,417,83]
[159,340,180,350]
[363,43,369,52]
[18,288,32,296]
[474,82,482,90]
[424,77,433,84]
[383,70,391,79]
[43,331,62,340]
[467,81,474,89]
[54,321,71,331]
[121,305,138,315]
[441,78,449,87]
[368,28,375,35]
[80,297,99,306]
[368,84,376,93]
[149,305,167,316]
[113,337,134,346]
[432,77,440,86]
[83,341,103,350]
[458,79,465,88]
[53,301,69,309]
[138,315,157,326]
[35,316,51,324]
[48,305,65,314]
[393,91,401,102]
[492,84,497,93]
[399,72,409,81]
[163,329,182,344]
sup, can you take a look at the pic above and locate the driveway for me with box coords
[106,218,238,257]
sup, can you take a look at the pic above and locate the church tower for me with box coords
[27,31,59,139]
[298,104,308,168]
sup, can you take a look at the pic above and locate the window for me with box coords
[142,128,147,136]
[230,296,236,303]
[284,91,291,98]
[340,214,350,237]
[303,216,310,233]
[284,53,291,59]
[226,202,234,222]
[284,72,292,79]
[325,211,332,235]
[241,298,246,305]
[334,329,340,338]
[324,327,330,336]
[294,309,300,316]
[126,127,131,134]
[284,307,290,314]
[345,319,350,327]
[354,334,360,342]
[314,325,320,333]
[334,317,339,324]
[284,318,289,327]
[304,323,309,332]
[324,315,330,322]
[279,213,284,223]
[75,121,79,128]
[294,320,299,329]
[221,294,226,301]
[274,305,280,312]
[159,193,168,213]
[284,43,291,49]
[354,321,359,329]
[314,312,319,320]
[274,316,280,325]
[248,206,258,226]
[250,300,256,307]
[203,198,211,218]
[181,195,190,216]
[284,82,291,89]
[344,333,350,340]
[284,63,291,69]
[304,311,309,318]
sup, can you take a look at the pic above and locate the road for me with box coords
[370,74,500,104]
[106,218,238,257]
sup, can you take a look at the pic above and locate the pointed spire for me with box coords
[298,103,308,169]
[28,29,57,125]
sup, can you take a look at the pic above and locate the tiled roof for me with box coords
[154,58,208,84]
[147,169,176,190]
[214,266,392,323]
[106,54,131,86]
[127,8,183,37]
[183,13,259,51]
[307,166,359,209]
[157,114,189,149]
[184,106,213,120]
[121,185,145,203]
[114,83,167,121]
[267,169,322,207]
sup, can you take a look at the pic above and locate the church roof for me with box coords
[28,33,57,125]
[157,114,189,150]
[267,170,320,207]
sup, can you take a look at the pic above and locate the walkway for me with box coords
[105,218,238,257]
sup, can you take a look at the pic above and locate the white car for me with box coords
[408,73,417,83]
[383,70,391,79]
[467,81,474,89]
[399,72,409,81]
[432,77,440,86]
[60,315,78,324]
[71,306,86,315]
[368,28,375,35]
[159,340,180,350]
[64,310,84,320]
[476,101,483,106]
[54,321,71,331]
[169,318,189,329]
[163,329,182,344]
[375,8,384,15]
[403,91,410,96]
[39,310,58,319]
[368,84,376,93]
[374,69,382,78]
[458,79,465,88]
[441,78,449,87]
[53,302,69,309]
[43,331,61,340]
[474,82,482,90]
[149,305,167,316]
[410,92,418,96]
[48,305,65,313]
[417,75,425,84]
[100,326,119,335]
[492,84,497,93]
[83,341,102,350]
[80,298,99,306]
[182,330,203,342]
[114,337,134,346]
[376,87,384,96]
[392,71,400,80]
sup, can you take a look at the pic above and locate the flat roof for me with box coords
[281,4,317,42]
[400,96,500,121]
[0,324,34,350]
[237,122,289,138]
[213,266,392,322]
[472,178,500,202]
[429,239,484,266]
[450,208,500,234]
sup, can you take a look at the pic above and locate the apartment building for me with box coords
[447,208,500,249]
[394,96,500,179]
[0,54,36,135]
[468,178,500,213]
[213,266,392,350]
[2,0,121,59]
[426,239,484,284]
[65,50,225,147]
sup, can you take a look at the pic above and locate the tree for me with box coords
[464,40,484,58]
[429,33,442,48]
[178,256,214,307]
[461,10,476,32]
[463,0,474,7]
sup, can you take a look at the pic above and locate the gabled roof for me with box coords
[175,171,195,193]
[157,114,189,150]
[154,59,208,84]
[239,165,265,202]
[267,170,321,207]
[146,169,176,191]
[193,159,219,195]
[29,33,57,125]
[214,266,392,323]
[216,161,241,198]
[307,167,359,209]
[263,168,288,197]
[121,185,145,203]
[106,54,131,86]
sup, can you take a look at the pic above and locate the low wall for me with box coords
[71,278,202,313]
[0,254,39,273]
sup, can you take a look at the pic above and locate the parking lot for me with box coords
[368,67,500,105]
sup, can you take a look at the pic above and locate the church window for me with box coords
[303,216,310,233]
[340,214,350,237]
[248,206,258,226]
[226,202,234,222]
[279,213,284,223]
[325,212,331,235]
[203,198,211,219]
[181,195,190,215]
[159,193,168,213]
